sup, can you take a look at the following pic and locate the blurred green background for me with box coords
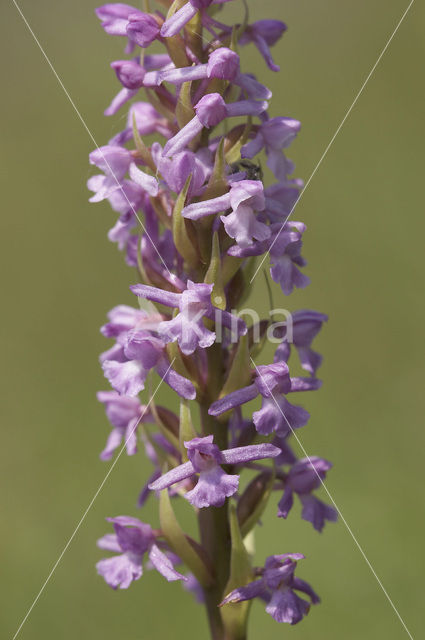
[1,0,424,638]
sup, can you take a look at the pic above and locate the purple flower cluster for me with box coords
[89,2,335,636]
[221,554,320,624]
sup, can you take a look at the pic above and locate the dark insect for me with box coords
[230,159,263,182]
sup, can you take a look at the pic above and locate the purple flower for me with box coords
[96,4,138,36]
[100,304,162,338]
[96,516,186,588]
[221,181,269,248]
[278,457,337,532]
[88,144,158,202]
[97,391,153,460]
[221,553,319,624]
[88,145,132,201]
[225,218,308,288]
[89,145,132,179]
[96,3,137,20]
[102,332,163,395]
[264,179,302,223]
[107,211,135,252]
[242,118,301,181]
[110,99,172,145]
[274,309,328,375]
[130,281,246,355]
[183,180,270,249]
[207,47,240,80]
[96,6,161,50]
[102,327,196,400]
[95,5,147,54]
[111,59,146,89]
[269,222,310,295]
[252,364,319,436]
[273,433,297,466]
[149,435,281,508]
[153,144,210,198]
[88,176,143,216]
[240,20,287,72]
[104,52,175,117]
[209,362,321,436]
[163,94,268,157]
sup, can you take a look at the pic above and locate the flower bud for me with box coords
[111,60,146,89]
[207,48,240,81]
[195,94,227,127]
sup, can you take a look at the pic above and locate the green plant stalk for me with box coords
[198,342,234,640]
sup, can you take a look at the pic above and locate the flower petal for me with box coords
[148,461,195,492]
[148,543,187,582]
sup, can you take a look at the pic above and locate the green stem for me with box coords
[198,342,233,639]
[199,502,231,640]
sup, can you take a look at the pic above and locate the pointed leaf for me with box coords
[149,194,172,229]
[147,376,181,452]
[248,319,270,360]
[225,118,252,165]
[220,335,251,398]
[179,400,198,461]
[233,0,250,43]
[165,35,190,68]
[185,10,204,61]
[221,505,253,639]
[176,81,195,129]
[222,254,242,286]
[166,0,186,20]
[132,113,156,172]
[204,233,226,310]
[159,486,214,587]
[145,88,176,121]
[237,256,258,305]
[237,469,276,538]
[202,139,228,202]
[196,140,228,262]
[163,1,190,68]
[172,175,199,267]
